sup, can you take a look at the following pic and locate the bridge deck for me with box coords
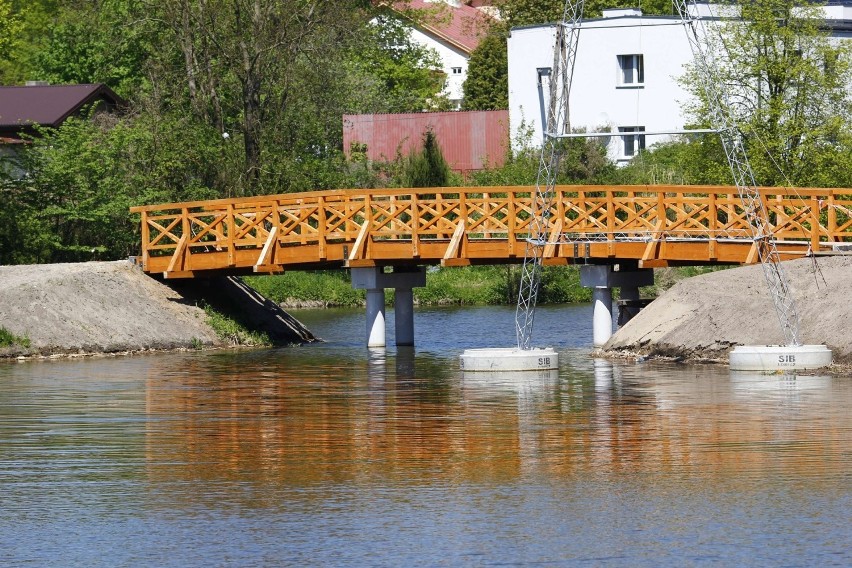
[130,185,852,278]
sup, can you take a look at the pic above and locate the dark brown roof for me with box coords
[0,84,124,136]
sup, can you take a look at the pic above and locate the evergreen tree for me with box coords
[405,129,450,188]
[462,33,508,110]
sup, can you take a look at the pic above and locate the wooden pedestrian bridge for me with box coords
[131,185,852,278]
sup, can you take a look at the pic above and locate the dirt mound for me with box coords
[0,261,314,358]
[604,256,852,363]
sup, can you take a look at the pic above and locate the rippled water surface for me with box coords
[1,305,850,566]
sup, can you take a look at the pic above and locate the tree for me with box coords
[682,0,852,186]
[404,129,451,188]
[3,112,223,263]
[143,0,374,194]
[348,13,447,113]
[0,0,22,60]
[29,0,150,97]
[462,33,508,110]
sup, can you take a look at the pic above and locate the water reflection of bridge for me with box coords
[131,185,852,346]
[142,351,846,494]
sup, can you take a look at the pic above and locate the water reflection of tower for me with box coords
[462,368,559,478]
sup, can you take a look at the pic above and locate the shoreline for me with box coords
[602,255,852,367]
[3,258,850,372]
[0,261,315,360]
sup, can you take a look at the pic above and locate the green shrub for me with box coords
[245,271,365,307]
[203,304,270,346]
[416,265,510,305]
[0,326,31,348]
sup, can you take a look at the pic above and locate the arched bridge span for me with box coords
[131,185,852,279]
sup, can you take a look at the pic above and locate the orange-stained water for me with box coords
[1,305,849,566]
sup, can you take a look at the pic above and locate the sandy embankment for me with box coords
[0,260,314,358]
[3,257,849,363]
[604,256,852,364]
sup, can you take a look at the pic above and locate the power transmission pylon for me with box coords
[673,0,801,345]
[515,0,584,350]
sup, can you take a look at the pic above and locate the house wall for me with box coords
[408,27,470,108]
[508,14,703,162]
[343,110,509,172]
[507,4,852,162]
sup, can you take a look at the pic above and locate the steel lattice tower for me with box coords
[515,0,584,350]
[515,0,802,349]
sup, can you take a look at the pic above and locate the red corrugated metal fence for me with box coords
[343,110,509,172]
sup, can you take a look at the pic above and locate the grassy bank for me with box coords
[202,304,271,347]
[0,326,31,348]
[245,266,595,308]
[244,265,727,309]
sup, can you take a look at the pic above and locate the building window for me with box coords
[451,67,463,75]
[619,126,646,158]
[617,54,644,86]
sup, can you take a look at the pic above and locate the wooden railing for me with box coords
[130,185,852,278]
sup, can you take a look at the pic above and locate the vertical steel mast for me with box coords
[515,0,584,350]
[674,0,801,346]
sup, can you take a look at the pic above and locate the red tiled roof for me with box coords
[395,0,490,54]
[0,84,124,133]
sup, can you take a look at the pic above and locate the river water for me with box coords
[1,305,849,566]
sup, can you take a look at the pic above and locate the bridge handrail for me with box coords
[128,184,852,214]
[131,185,852,275]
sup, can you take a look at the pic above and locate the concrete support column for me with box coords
[618,286,641,327]
[394,288,415,346]
[365,288,386,347]
[352,266,426,348]
[592,286,614,347]
[580,264,654,348]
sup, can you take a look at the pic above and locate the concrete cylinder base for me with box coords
[729,345,833,371]
[460,347,558,372]
[592,287,614,347]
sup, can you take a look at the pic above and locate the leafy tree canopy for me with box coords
[681,0,852,186]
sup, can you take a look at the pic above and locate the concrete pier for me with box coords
[580,264,654,347]
[365,289,386,347]
[351,266,427,347]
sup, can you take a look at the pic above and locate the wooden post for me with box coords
[182,208,191,269]
[708,191,718,260]
[140,210,150,271]
[827,192,837,242]
[318,195,327,260]
[507,190,517,255]
[606,189,615,257]
[811,195,821,250]
[227,202,237,266]
[412,193,420,258]
[459,190,468,257]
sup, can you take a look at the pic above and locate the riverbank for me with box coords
[603,255,852,365]
[4,258,848,364]
[0,261,314,359]
[245,265,596,308]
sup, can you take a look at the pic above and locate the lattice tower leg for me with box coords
[515,0,585,350]
[674,0,801,346]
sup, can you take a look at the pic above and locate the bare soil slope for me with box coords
[0,261,315,358]
[604,256,852,363]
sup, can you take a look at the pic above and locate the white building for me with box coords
[507,3,852,162]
